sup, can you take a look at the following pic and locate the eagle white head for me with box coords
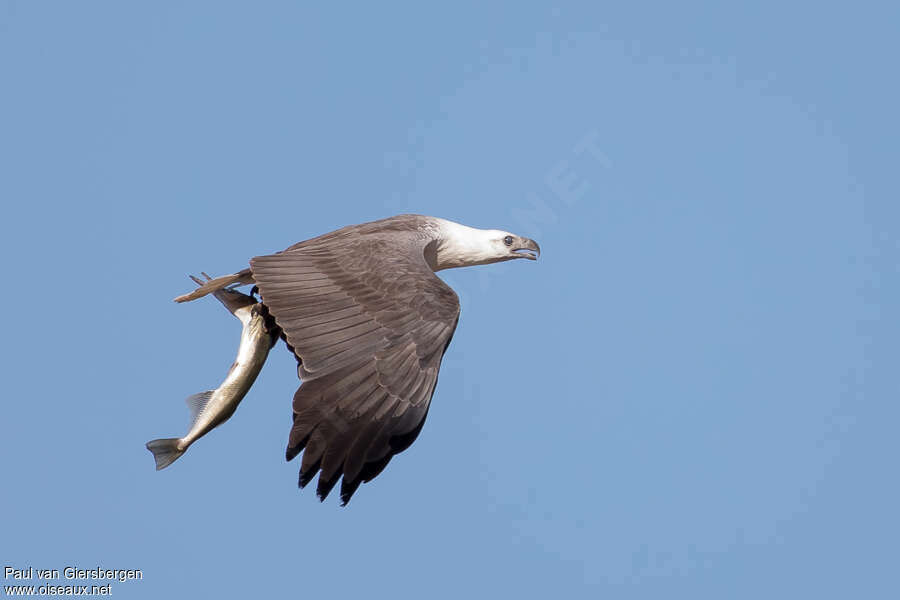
[429,218,541,271]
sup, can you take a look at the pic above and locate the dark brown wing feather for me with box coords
[250,224,459,504]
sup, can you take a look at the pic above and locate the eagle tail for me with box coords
[173,268,254,303]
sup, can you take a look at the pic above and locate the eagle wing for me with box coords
[250,233,460,504]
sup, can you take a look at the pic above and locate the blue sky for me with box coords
[2,2,898,598]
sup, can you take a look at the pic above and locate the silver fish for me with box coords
[146,275,277,470]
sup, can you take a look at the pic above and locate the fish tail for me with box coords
[145,438,185,470]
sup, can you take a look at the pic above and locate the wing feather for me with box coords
[250,226,459,503]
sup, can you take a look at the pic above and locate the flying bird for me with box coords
[153,214,540,504]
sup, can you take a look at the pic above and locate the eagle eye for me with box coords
[503,235,514,246]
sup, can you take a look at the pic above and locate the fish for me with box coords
[146,274,278,470]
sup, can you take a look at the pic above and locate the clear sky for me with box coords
[1,2,898,598]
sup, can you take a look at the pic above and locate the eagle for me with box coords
[161,214,540,504]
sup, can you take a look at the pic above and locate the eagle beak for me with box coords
[512,238,541,260]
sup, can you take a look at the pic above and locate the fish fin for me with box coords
[145,438,184,470]
[186,390,215,427]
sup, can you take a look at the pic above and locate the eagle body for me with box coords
[171,214,540,504]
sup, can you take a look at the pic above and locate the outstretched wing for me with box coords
[250,233,460,504]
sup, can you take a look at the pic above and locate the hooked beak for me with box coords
[511,237,541,260]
